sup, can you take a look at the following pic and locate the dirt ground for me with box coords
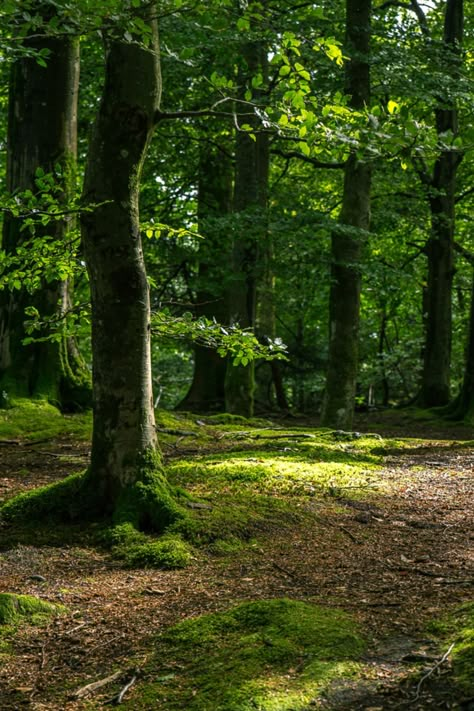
[0,417,473,710]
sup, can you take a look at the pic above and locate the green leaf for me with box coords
[387,100,399,115]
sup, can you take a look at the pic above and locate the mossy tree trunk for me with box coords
[80,16,179,526]
[320,0,372,430]
[0,33,90,410]
[178,140,232,412]
[418,0,463,408]
[225,39,269,417]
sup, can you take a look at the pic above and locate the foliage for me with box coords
[152,311,287,367]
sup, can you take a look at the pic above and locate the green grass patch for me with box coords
[0,398,91,442]
[123,598,365,710]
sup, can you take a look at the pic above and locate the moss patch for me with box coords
[428,603,474,696]
[123,599,365,710]
[451,604,474,694]
[0,593,62,626]
[0,398,91,442]
[104,522,192,569]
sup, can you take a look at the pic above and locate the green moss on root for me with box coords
[122,599,365,710]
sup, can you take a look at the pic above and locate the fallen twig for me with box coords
[104,670,138,706]
[70,670,123,700]
[414,643,454,700]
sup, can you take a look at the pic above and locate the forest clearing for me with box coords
[0,403,473,710]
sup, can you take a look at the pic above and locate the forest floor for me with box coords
[0,405,473,710]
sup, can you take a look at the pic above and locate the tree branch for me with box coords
[271,148,344,169]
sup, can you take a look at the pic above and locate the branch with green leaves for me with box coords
[151,310,287,366]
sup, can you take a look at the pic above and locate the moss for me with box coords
[0,471,87,523]
[122,599,365,710]
[447,604,474,695]
[0,398,91,441]
[167,441,383,500]
[118,535,192,569]
[203,413,272,427]
[102,521,192,569]
[0,593,63,625]
[112,450,187,532]
[426,603,474,696]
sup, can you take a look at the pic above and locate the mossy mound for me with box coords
[105,522,192,569]
[0,593,62,625]
[123,599,365,710]
[450,604,474,695]
[0,398,91,441]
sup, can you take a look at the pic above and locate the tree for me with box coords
[320,0,372,429]
[416,0,464,407]
[77,10,181,525]
[178,139,232,412]
[225,36,270,416]
[0,23,90,410]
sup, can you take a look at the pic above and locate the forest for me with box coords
[0,0,473,709]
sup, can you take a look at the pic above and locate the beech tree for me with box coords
[320,0,372,429]
[416,0,464,407]
[0,26,90,410]
[76,9,184,524]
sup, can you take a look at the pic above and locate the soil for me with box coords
[0,415,473,710]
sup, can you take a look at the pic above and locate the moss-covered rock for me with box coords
[122,599,365,710]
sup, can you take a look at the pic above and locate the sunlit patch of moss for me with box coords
[167,447,382,499]
[428,603,474,696]
[122,599,365,710]
[0,593,63,625]
[0,398,91,441]
[203,413,274,428]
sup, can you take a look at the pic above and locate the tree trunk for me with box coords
[80,20,179,527]
[418,0,463,407]
[0,34,90,410]
[225,40,269,417]
[178,141,232,412]
[445,270,474,421]
[320,0,372,430]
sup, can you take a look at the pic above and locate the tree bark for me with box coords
[0,34,90,410]
[419,0,463,407]
[320,0,372,429]
[80,19,178,524]
[225,39,269,417]
[177,141,232,412]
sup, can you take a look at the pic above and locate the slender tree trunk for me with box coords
[445,270,474,420]
[225,40,269,416]
[320,0,372,429]
[419,0,463,407]
[178,142,232,412]
[80,19,178,525]
[0,34,90,410]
